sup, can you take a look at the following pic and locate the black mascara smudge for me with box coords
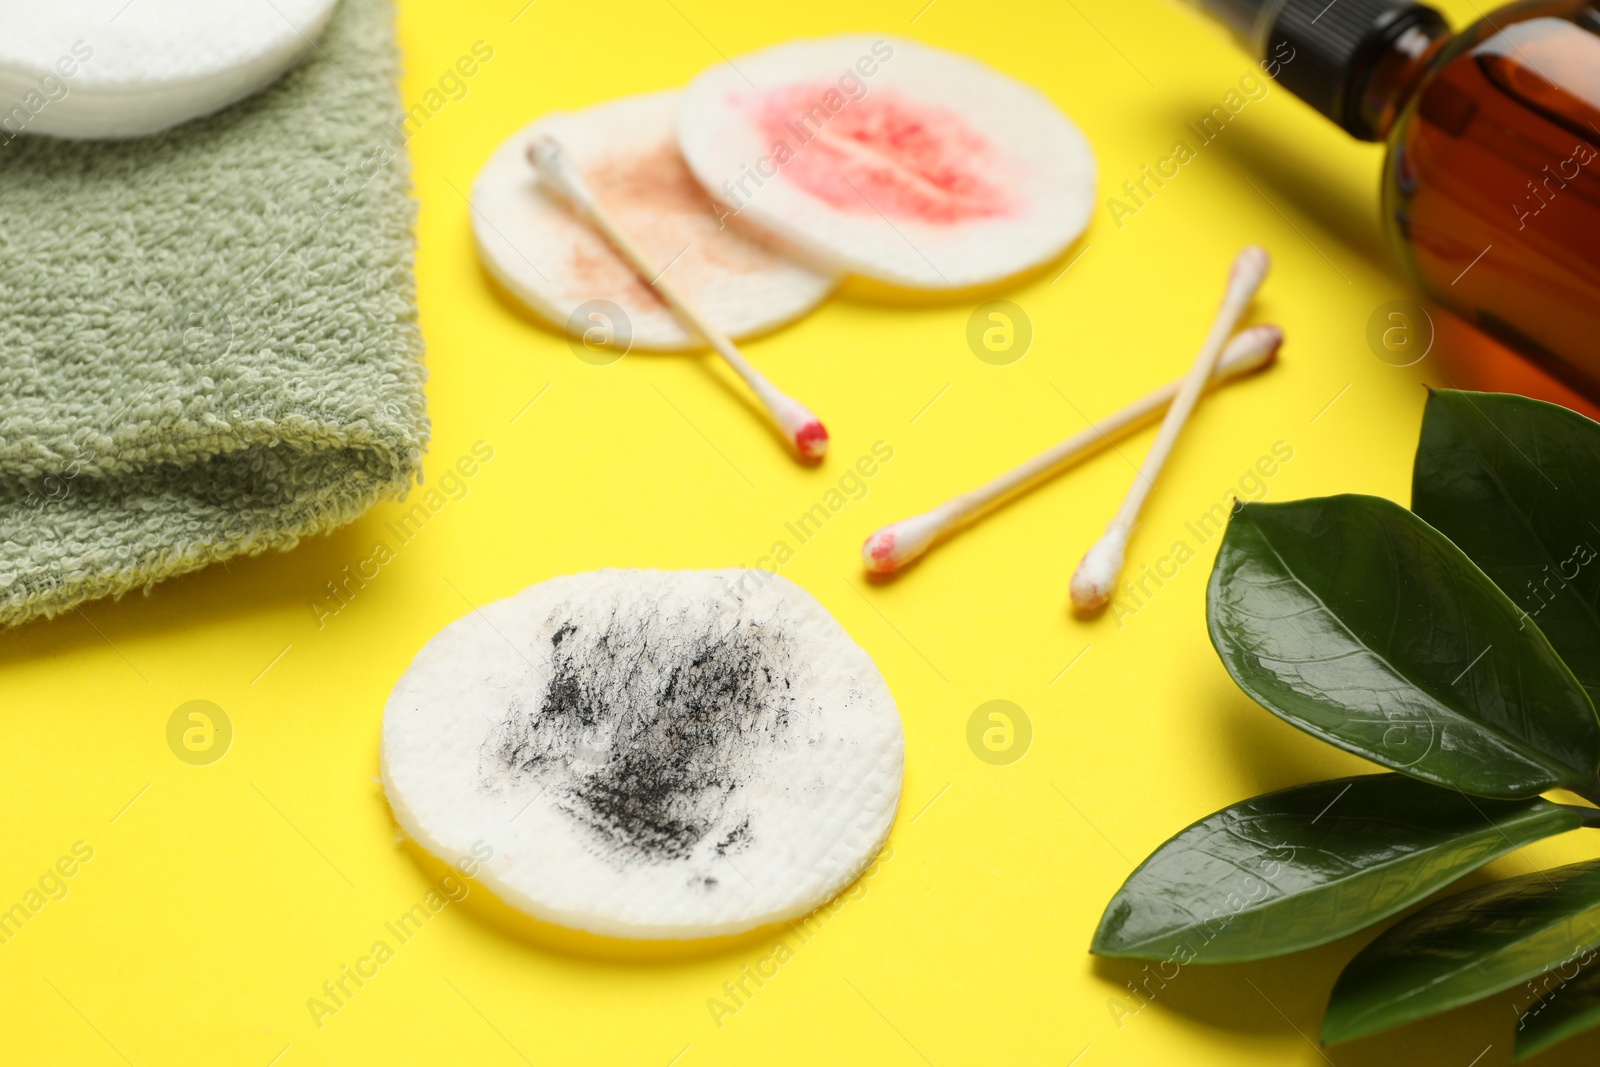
[480,600,798,865]
[715,816,752,858]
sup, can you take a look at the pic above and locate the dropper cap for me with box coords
[1185,0,1448,138]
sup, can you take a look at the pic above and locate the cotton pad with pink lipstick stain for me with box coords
[677,36,1097,290]
[471,90,839,351]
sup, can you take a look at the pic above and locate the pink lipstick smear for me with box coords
[752,83,1014,224]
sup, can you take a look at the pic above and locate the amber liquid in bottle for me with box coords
[1382,3,1600,397]
[1195,0,1600,399]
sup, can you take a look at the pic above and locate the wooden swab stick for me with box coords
[527,136,829,461]
[1069,246,1272,612]
[862,324,1283,575]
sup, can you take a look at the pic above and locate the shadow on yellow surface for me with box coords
[1091,943,1600,1066]
[0,517,382,669]
[832,237,1086,308]
[399,837,786,965]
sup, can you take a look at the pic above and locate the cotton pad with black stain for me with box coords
[381,570,904,939]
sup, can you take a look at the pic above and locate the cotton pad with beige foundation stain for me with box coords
[381,569,904,939]
[472,90,839,350]
[677,35,1097,289]
[0,0,341,138]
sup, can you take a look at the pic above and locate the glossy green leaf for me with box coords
[1092,774,1580,963]
[1092,774,1582,964]
[1413,389,1600,708]
[1207,495,1600,798]
[1514,950,1600,1062]
[1324,859,1600,1045]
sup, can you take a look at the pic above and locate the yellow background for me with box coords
[5,1,1598,1064]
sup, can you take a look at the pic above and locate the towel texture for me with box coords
[0,0,427,628]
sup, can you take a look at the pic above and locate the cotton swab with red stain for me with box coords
[527,136,828,462]
[1069,246,1272,612]
[862,323,1283,575]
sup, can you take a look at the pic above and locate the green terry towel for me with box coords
[0,0,427,628]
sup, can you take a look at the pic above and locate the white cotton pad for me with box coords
[471,90,839,351]
[0,0,340,139]
[381,569,904,940]
[677,36,1097,289]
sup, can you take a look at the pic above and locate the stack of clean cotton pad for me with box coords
[0,0,340,138]
[0,0,427,628]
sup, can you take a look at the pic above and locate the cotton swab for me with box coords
[1069,246,1272,612]
[861,324,1283,575]
[527,136,829,461]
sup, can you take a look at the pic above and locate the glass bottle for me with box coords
[1187,0,1600,399]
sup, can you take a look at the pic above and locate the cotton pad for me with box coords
[0,0,340,139]
[381,570,904,940]
[677,36,1097,289]
[472,90,839,351]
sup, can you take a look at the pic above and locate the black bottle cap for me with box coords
[1267,0,1446,138]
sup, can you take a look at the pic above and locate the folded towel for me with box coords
[0,0,427,628]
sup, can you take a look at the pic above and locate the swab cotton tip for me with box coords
[769,395,829,460]
[524,137,559,172]
[861,512,947,574]
[794,418,830,461]
[1228,246,1272,296]
[1221,323,1284,375]
[861,529,901,573]
[525,137,592,209]
[1070,530,1128,611]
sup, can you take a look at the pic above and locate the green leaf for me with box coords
[1413,390,1600,708]
[1092,774,1580,963]
[1208,495,1600,798]
[1324,859,1600,1045]
[1514,950,1600,1062]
